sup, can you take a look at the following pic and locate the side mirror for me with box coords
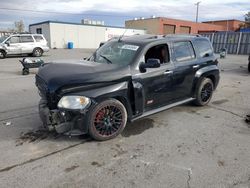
[5,41,10,46]
[140,58,161,72]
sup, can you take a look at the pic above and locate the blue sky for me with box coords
[0,0,249,30]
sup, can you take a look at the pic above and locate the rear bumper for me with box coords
[42,46,50,52]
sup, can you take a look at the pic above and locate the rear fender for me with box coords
[192,65,220,97]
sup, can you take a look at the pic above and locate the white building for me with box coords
[29,21,145,49]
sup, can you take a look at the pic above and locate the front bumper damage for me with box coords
[39,99,88,136]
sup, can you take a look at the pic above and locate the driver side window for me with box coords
[7,36,20,44]
[145,44,170,64]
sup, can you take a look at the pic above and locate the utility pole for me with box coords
[195,1,201,23]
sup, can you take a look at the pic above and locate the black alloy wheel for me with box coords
[200,82,213,103]
[194,78,214,106]
[88,99,127,141]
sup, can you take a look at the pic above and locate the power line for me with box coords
[0,7,135,18]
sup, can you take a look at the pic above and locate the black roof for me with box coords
[120,34,206,45]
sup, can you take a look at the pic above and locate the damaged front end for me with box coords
[36,75,90,136]
[38,97,89,136]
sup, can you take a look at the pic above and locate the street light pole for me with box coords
[195,1,201,23]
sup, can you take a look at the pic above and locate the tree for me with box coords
[14,20,25,32]
[244,12,250,28]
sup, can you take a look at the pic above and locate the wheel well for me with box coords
[0,49,6,54]
[33,47,43,52]
[113,96,132,120]
[206,74,216,87]
[193,74,216,98]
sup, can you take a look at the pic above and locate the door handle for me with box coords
[163,70,173,75]
[193,65,200,69]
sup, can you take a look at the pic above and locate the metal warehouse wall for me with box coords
[30,22,145,49]
[202,32,250,55]
[49,23,106,49]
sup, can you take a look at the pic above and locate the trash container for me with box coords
[219,48,227,58]
[68,42,74,49]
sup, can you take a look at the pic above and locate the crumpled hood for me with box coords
[36,60,131,93]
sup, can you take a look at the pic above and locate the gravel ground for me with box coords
[0,50,249,188]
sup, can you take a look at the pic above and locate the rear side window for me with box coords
[34,36,45,42]
[193,39,213,58]
[173,41,195,62]
[20,36,34,43]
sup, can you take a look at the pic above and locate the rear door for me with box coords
[171,41,199,100]
[19,35,35,54]
[192,38,215,68]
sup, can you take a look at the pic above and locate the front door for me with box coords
[5,36,21,54]
[140,63,174,111]
[134,43,175,111]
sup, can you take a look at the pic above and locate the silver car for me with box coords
[0,34,49,58]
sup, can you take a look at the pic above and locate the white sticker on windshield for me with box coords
[121,45,139,51]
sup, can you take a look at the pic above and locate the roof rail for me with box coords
[12,32,31,35]
[163,34,201,38]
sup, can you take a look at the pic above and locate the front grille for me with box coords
[36,75,48,98]
[36,75,60,110]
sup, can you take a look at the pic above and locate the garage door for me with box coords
[163,24,176,34]
[180,26,191,34]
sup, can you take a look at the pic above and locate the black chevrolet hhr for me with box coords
[36,34,220,141]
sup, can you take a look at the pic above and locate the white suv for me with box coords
[0,33,49,58]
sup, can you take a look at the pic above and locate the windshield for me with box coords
[90,41,140,66]
[0,36,9,43]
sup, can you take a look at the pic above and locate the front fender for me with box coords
[73,82,128,99]
[0,45,6,51]
[69,81,133,120]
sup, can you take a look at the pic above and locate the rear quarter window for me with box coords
[193,39,213,58]
[34,35,45,42]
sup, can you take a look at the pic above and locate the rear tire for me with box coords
[87,99,127,141]
[33,48,43,57]
[0,50,6,59]
[248,61,250,72]
[194,78,214,106]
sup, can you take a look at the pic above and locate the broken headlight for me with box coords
[57,96,91,110]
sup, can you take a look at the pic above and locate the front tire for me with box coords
[33,48,43,57]
[0,50,6,59]
[87,99,127,141]
[194,78,214,106]
[248,61,250,72]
